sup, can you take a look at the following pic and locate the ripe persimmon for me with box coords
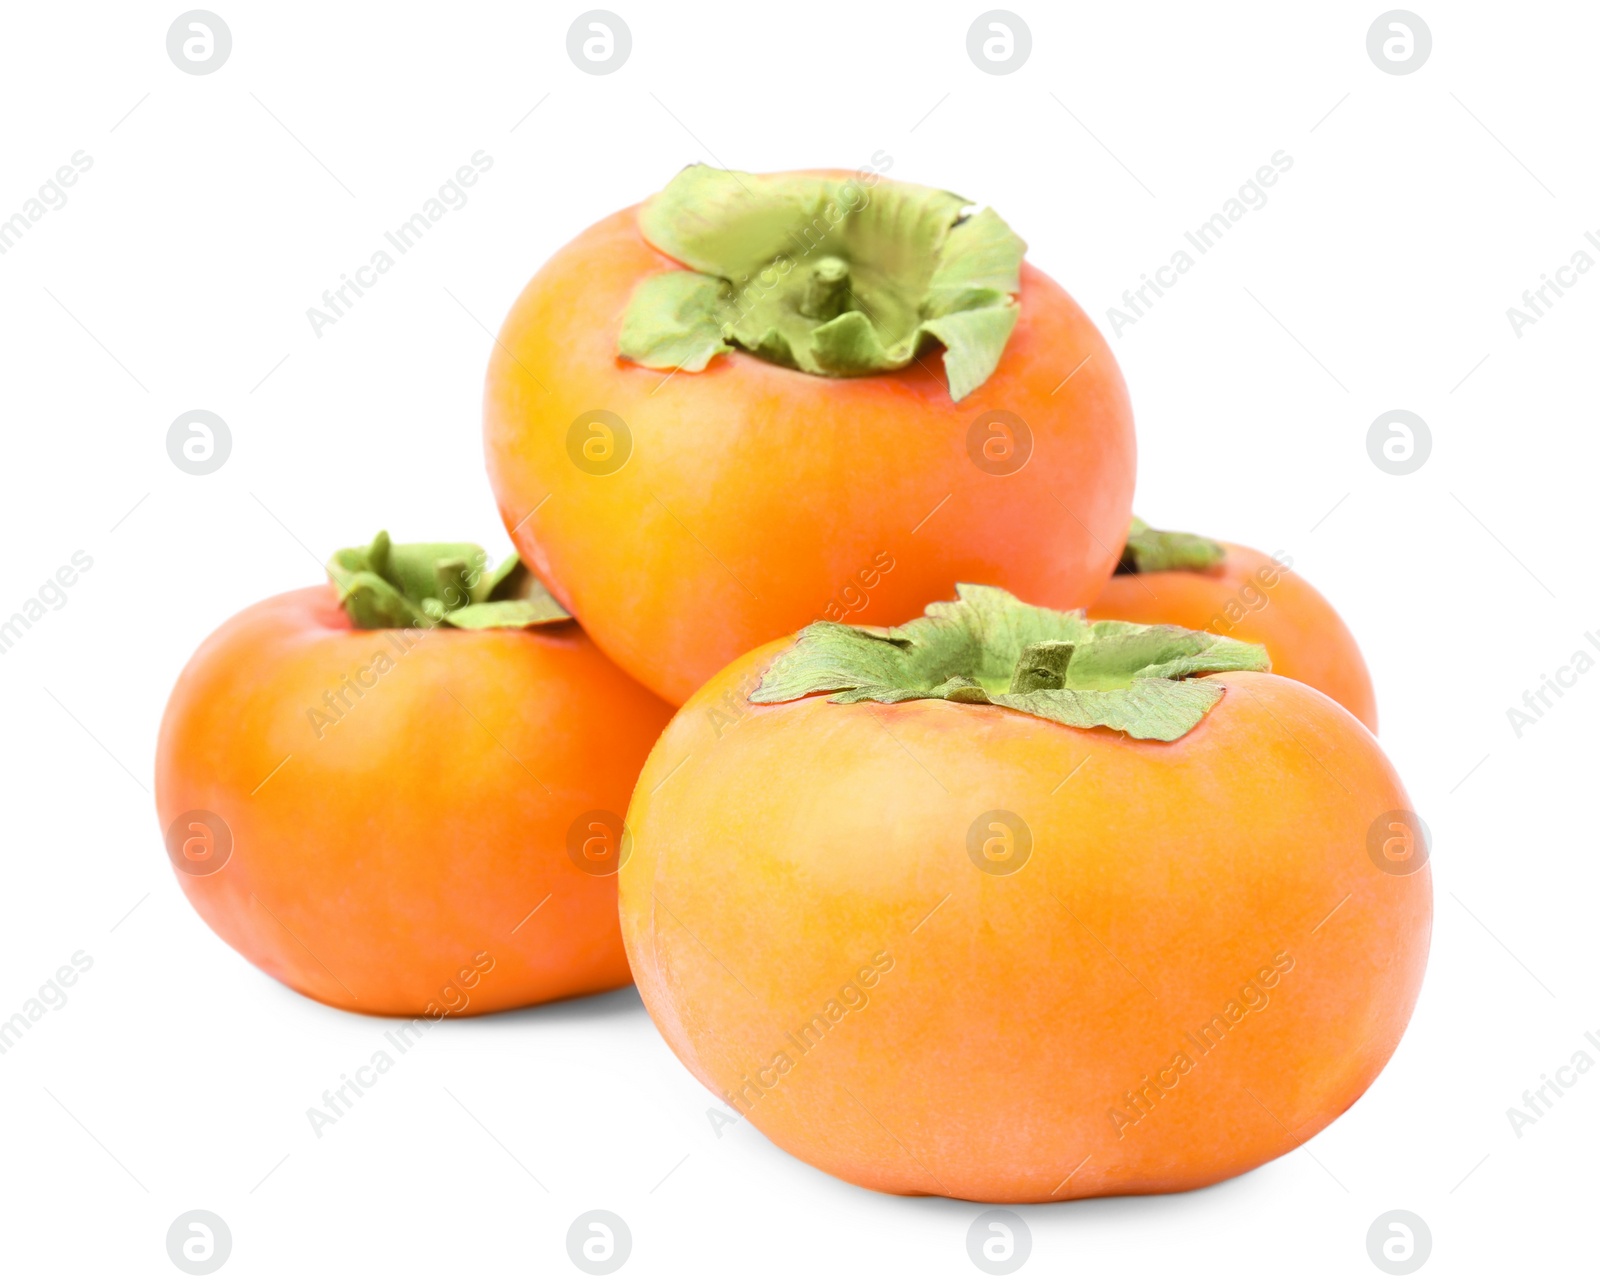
[1089,519,1378,730]
[155,534,674,1017]
[619,586,1430,1202]
[484,165,1136,704]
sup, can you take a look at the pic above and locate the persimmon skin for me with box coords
[483,198,1136,705]
[155,586,674,1017]
[620,643,1431,1203]
[1089,541,1379,732]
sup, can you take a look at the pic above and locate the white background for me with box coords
[1,1,1593,1281]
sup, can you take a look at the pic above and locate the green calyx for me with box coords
[1116,517,1227,575]
[327,531,571,631]
[749,584,1270,741]
[617,165,1027,402]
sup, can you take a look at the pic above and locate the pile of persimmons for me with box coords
[158,165,1429,1203]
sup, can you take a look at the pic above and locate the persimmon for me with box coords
[155,533,674,1017]
[484,164,1136,704]
[619,586,1430,1202]
[1089,519,1378,730]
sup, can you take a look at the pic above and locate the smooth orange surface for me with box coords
[483,187,1137,705]
[155,586,674,1017]
[1089,541,1378,731]
[619,643,1431,1202]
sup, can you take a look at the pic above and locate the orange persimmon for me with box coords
[155,534,674,1017]
[1089,519,1378,730]
[484,165,1136,704]
[619,586,1430,1202]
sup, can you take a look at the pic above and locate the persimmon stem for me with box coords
[1010,642,1076,694]
[801,257,851,320]
[435,558,473,615]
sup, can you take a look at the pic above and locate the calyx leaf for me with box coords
[750,584,1269,741]
[327,533,572,631]
[615,272,732,373]
[1117,517,1227,575]
[619,165,1026,402]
